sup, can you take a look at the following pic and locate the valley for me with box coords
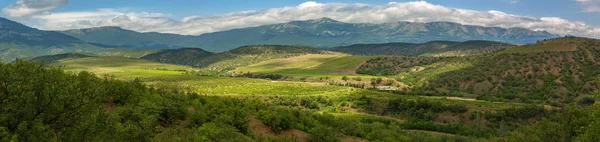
[1,14,599,141]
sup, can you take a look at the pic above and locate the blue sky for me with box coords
[1,0,599,37]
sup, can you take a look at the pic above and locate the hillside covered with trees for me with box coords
[357,37,600,105]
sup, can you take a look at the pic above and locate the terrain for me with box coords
[0,18,102,62]
[1,16,598,141]
[61,17,557,52]
[331,40,515,56]
[142,45,330,72]
[357,37,600,105]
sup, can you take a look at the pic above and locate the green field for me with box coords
[236,54,377,77]
[33,53,569,141]
[50,56,520,109]
[51,56,195,76]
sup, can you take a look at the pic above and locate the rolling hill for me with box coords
[0,17,102,62]
[61,17,557,52]
[235,54,376,77]
[142,45,331,72]
[357,37,600,104]
[331,40,515,56]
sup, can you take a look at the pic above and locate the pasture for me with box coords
[236,54,378,77]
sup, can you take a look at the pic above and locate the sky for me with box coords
[1,0,599,38]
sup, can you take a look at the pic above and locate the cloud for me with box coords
[576,0,600,12]
[21,1,600,38]
[3,0,68,17]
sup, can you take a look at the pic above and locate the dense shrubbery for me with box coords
[485,105,548,123]
[386,98,468,120]
[236,72,284,80]
[357,37,600,104]
[356,55,438,75]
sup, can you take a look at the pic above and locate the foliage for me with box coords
[333,40,515,56]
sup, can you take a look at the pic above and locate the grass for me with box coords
[235,54,378,77]
[498,43,576,54]
[51,56,194,76]
[51,56,522,111]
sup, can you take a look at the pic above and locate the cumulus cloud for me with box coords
[17,1,600,38]
[576,0,600,12]
[3,0,68,17]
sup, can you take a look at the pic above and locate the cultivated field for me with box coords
[236,54,377,77]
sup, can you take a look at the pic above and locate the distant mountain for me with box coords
[0,17,102,62]
[142,45,329,71]
[61,17,558,52]
[61,27,199,49]
[331,40,515,56]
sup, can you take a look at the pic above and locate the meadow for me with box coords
[39,53,582,141]
[236,54,378,78]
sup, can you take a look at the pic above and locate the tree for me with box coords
[341,76,349,81]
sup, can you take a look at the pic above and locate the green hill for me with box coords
[29,53,92,64]
[357,37,600,104]
[61,18,556,52]
[235,54,376,77]
[331,40,515,56]
[142,45,330,72]
[0,17,102,62]
[141,48,214,66]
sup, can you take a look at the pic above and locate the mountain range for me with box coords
[61,17,558,52]
[0,17,101,62]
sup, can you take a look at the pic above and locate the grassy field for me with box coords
[498,43,576,54]
[51,56,194,76]
[235,54,378,77]
[49,56,519,108]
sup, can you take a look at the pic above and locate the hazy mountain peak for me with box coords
[308,17,341,23]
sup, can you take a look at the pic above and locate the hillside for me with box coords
[141,45,330,72]
[331,40,515,56]
[0,17,102,62]
[141,48,214,66]
[61,26,198,49]
[29,53,92,64]
[62,18,556,52]
[357,37,600,104]
[235,54,376,77]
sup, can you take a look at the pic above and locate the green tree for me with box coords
[341,76,349,81]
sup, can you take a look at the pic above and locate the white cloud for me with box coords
[2,0,68,17]
[11,1,600,38]
[576,0,600,12]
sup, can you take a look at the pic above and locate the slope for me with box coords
[62,17,556,52]
[141,48,214,66]
[357,37,600,104]
[235,54,377,77]
[331,40,515,56]
[0,17,102,62]
[141,45,331,72]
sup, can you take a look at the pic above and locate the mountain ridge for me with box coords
[60,17,559,52]
[0,17,102,62]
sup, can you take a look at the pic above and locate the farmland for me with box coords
[236,54,377,77]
